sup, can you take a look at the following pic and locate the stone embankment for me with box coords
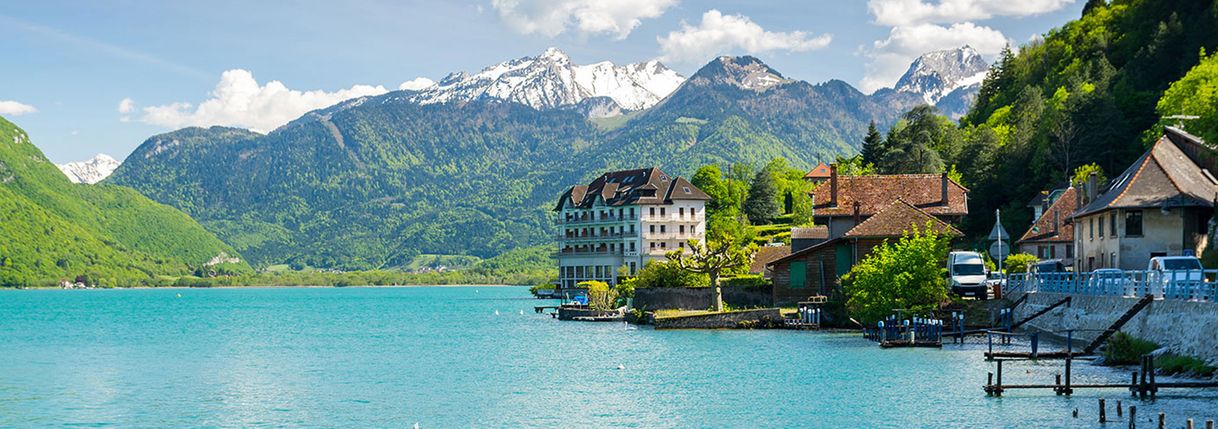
[652,308,784,329]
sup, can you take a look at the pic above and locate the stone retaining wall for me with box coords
[632,286,771,310]
[652,308,783,329]
[1014,292,1218,364]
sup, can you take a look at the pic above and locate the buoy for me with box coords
[494,310,500,316]
[617,364,625,370]
[519,309,524,315]
[176,293,182,298]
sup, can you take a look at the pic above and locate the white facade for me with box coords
[1074,207,1209,272]
[556,200,705,288]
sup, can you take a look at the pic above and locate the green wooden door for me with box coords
[834,243,853,277]
[790,261,806,289]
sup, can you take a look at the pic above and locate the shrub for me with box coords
[1102,332,1159,365]
[633,260,709,288]
[842,222,951,324]
[721,274,771,289]
[581,281,617,310]
[1004,253,1038,274]
[1156,353,1216,377]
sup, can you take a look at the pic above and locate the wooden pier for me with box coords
[985,353,1218,397]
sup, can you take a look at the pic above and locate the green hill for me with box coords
[0,116,249,286]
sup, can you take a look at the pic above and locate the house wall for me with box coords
[770,238,884,305]
[557,199,707,287]
[1017,242,1074,267]
[1075,207,1209,272]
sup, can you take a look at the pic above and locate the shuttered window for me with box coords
[790,261,807,289]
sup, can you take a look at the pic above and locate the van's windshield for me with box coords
[954,263,985,275]
[1162,259,1202,270]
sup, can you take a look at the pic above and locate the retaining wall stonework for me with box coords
[1014,292,1218,364]
[652,308,783,329]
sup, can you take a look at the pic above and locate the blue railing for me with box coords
[1006,270,1218,301]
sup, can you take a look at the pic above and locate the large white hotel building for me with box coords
[553,167,709,289]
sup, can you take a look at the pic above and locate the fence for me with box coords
[1006,270,1218,301]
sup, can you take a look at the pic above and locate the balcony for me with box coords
[557,231,640,242]
[643,232,697,240]
[559,215,639,226]
[553,249,624,258]
[643,216,703,223]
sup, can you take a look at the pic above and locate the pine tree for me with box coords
[743,169,780,225]
[860,120,884,167]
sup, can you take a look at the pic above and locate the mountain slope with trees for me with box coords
[0,116,248,286]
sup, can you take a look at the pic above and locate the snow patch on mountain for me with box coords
[58,154,120,184]
[411,48,685,112]
[893,46,989,105]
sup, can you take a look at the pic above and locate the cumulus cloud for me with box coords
[491,0,677,39]
[139,69,390,132]
[0,100,37,116]
[658,10,832,65]
[117,97,135,114]
[868,0,1076,26]
[859,22,1008,93]
[398,77,436,91]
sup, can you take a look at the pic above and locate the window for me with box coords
[1038,245,1047,258]
[650,207,656,216]
[650,225,656,233]
[629,262,636,275]
[630,242,636,251]
[1098,216,1104,239]
[629,208,635,218]
[691,208,698,217]
[1066,244,1073,258]
[1089,217,1094,239]
[660,208,666,216]
[1110,252,1116,268]
[679,225,686,234]
[1049,245,1056,258]
[790,261,807,289]
[1110,212,1118,237]
[678,242,685,249]
[1125,210,1143,237]
[650,242,656,249]
[660,242,666,248]
[683,186,691,193]
[660,225,666,233]
[679,207,685,217]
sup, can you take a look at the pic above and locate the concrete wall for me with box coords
[1015,292,1218,364]
[632,286,771,310]
[653,308,783,329]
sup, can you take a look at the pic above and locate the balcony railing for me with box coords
[553,249,624,258]
[556,231,640,242]
[559,215,639,225]
[644,216,703,223]
[1006,269,1218,302]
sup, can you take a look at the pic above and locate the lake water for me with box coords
[1,286,1216,428]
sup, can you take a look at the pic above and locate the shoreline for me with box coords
[3,283,530,291]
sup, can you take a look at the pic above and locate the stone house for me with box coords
[767,199,962,305]
[1072,127,1217,271]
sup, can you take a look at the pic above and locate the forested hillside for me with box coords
[0,116,249,286]
[955,0,1218,237]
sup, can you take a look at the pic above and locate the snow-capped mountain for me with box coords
[893,46,989,105]
[410,47,685,113]
[57,154,120,184]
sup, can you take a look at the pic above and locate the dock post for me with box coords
[1031,332,1039,359]
[996,360,1003,397]
[1129,406,1137,429]
[1131,372,1139,397]
[1159,412,1165,429]
[1056,374,1063,396]
[1148,355,1157,398]
[1207,420,1214,429]
[987,372,993,396]
[1140,356,1149,398]
[1117,400,1122,418]
[1064,355,1073,395]
[1188,418,1194,429]
[988,332,993,358]
[1099,398,1106,423]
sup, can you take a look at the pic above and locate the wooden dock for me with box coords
[985,354,1218,397]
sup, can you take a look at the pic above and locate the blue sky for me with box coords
[0,0,1085,163]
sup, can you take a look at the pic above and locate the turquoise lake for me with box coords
[1,286,1216,428]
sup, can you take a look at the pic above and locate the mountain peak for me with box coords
[410,49,684,112]
[57,153,121,184]
[893,45,989,105]
[689,56,791,91]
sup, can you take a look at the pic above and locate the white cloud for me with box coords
[491,0,677,39]
[0,100,37,116]
[398,77,436,91]
[658,10,832,65]
[859,22,1008,93]
[117,97,135,114]
[139,69,390,132]
[868,0,1076,26]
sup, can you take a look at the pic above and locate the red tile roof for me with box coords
[812,173,968,217]
[791,225,829,240]
[1017,187,1077,244]
[750,245,791,274]
[804,163,831,179]
[842,199,962,238]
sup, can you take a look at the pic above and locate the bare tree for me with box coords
[1051,112,1080,181]
[667,236,755,312]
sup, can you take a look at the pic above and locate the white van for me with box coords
[948,251,989,299]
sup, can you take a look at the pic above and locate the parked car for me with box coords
[948,251,989,299]
[1087,268,1129,295]
[1031,259,1069,274]
[1147,256,1204,297]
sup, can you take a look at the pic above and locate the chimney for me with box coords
[829,163,839,207]
[852,201,862,226]
[940,172,949,205]
[1086,172,1098,203]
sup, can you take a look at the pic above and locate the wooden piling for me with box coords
[1187,418,1194,429]
[1159,412,1166,429]
[1073,408,1078,418]
[1117,400,1122,417]
[1205,420,1213,429]
[1148,355,1157,398]
[1129,406,1136,429]
[1099,398,1106,423]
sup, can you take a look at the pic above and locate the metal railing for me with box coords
[1006,270,1218,302]
[559,215,639,225]
[556,231,639,242]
